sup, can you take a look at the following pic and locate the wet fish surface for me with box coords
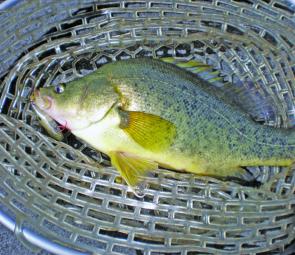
[31,58,295,188]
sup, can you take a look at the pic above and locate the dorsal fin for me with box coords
[160,57,278,124]
[161,57,223,87]
[219,81,278,123]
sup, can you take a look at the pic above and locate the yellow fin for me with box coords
[160,57,176,64]
[161,57,209,68]
[109,151,158,187]
[208,76,223,83]
[190,66,211,73]
[119,110,176,152]
[160,57,223,86]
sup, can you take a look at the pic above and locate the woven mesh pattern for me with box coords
[0,0,294,254]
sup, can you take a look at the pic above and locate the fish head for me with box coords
[31,76,119,131]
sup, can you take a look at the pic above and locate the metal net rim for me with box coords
[0,0,294,255]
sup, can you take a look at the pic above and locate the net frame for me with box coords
[0,1,294,254]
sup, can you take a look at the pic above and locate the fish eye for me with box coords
[54,84,65,94]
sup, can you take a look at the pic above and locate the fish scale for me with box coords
[33,58,294,188]
[105,59,294,164]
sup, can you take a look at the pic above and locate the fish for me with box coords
[30,58,295,189]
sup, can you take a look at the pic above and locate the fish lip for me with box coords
[31,90,52,110]
[43,96,52,110]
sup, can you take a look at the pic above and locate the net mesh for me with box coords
[0,0,294,254]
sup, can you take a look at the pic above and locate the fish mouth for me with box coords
[30,89,52,110]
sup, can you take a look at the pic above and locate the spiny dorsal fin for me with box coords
[161,57,278,124]
[220,81,278,123]
[161,57,223,86]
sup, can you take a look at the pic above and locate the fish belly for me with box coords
[71,115,214,174]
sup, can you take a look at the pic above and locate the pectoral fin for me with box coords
[118,109,176,152]
[109,151,158,187]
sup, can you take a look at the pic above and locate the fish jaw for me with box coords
[31,89,77,131]
[31,89,52,110]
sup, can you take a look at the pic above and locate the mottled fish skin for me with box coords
[101,59,294,172]
[33,58,294,181]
